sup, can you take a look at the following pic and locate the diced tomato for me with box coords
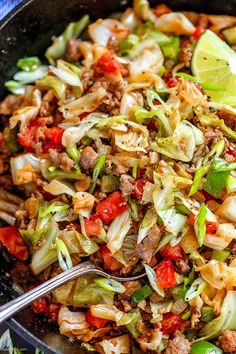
[17,120,43,151]
[156,260,176,289]
[167,77,178,88]
[86,309,108,328]
[32,297,48,315]
[84,216,103,237]
[0,226,29,260]
[188,212,195,226]
[94,51,128,77]
[161,313,185,334]
[193,26,205,40]
[48,303,61,323]
[189,212,218,234]
[226,145,236,161]
[96,191,129,223]
[153,99,161,105]
[101,245,122,272]
[133,179,146,200]
[206,220,218,234]
[45,127,64,144]
[160,243,184,260]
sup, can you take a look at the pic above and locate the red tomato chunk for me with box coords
[96,191,129,223]
[156,259,176,288]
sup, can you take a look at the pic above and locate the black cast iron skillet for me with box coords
[1,0,236,352]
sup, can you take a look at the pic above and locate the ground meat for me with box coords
[136,224,161,263]
[64,37,81,62]
[149,293,163,304]
[203,127,224,146]
[0,175,13,188]
[165,331,191,354]
[15,210,29,229]
[89,79,124,115]
[175,259,190,274]
[179,39,193,67]
[120,256,139,276]
[81,70,95,91]
[119,174,134,198]
[0,94,22,115]
[48,149,74,172]
[80,146,98,170]
[114,164,129,174]
[119,281,141,300]
[218,330,236,353]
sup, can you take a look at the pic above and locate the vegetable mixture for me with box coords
[1,0,236,352]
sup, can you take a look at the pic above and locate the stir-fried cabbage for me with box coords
[60,87,107,118]
[89,19,129,46]
[155,12,196,35]
[95,334,131,354]
[155,121,199,162]
[107,210,132,254]
[10,153,41,185]
[199,260,236,289]
[128,40,164,82]
[9,89,41,130]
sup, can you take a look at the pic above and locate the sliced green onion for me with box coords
[226,173,236,192]
[191,342,222,354]
[161,37,180,61]
[56,238,72,271]
[4,80,26,95]
[175,203,190,215]
[194,203,206,247]
[128,199,139,221]
[45,15,90,65]
[132,285,152,303]
[189,266,195,285]
[67,144,79,162]
[203,140,225,166]
[119,34,139,55]
[188,166,208,197]
[17,56,42,72]
[201,306,214,323]
[94,278,126,293]
[89,154,106,193]
[132,160,139,180]
[204,158,232,198]
[185,277,207,302]
[182,310,191,320]
[211,249,231,262]
[144,264,165,297]
[176,72,225,91]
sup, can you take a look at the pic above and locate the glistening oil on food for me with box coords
[0,0,236,352]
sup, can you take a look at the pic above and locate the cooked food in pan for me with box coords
[1,0,236,352]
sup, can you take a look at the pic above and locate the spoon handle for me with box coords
[0,262,103,323]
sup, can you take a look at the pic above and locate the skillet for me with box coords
[1,0,236,352]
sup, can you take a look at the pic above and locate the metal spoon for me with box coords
[0,261,145,324]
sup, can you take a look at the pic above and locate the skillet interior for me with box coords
[1,0,236,352]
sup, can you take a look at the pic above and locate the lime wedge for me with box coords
[192,29,236,106]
